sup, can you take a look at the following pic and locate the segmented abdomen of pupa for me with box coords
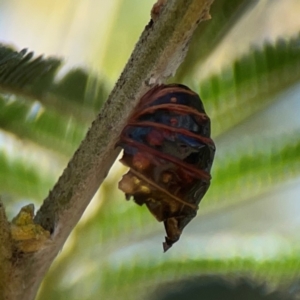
[117,84,215,252]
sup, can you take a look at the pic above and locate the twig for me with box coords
[0,200,13,300]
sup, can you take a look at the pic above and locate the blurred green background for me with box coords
[0,0,300,299]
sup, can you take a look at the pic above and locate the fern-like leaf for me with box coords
[200,33,300,136]
[0,45,61,93]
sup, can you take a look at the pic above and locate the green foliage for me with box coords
[175,0,258,80]
[0,45,109,125]
[200,130,300,210]
[199,33,300,136]
[0,45,61,94]
[99,255,300,299]
[0,94,87,155]
[0,149,57,201]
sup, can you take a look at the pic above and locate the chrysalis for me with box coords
[117,84,215,251]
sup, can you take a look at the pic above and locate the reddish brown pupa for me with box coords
[117,84,215,251]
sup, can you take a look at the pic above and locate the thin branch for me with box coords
[4,0,214,299]
[0,200,14,300]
